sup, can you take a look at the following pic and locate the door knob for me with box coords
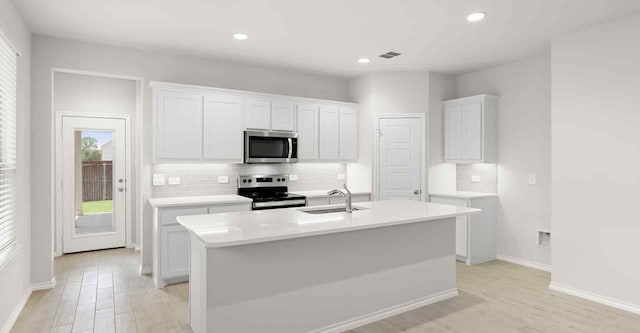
[118,178,124,183]
[118,188,125,192]
[413,190,420,195]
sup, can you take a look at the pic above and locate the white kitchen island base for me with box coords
[188,216,459,333]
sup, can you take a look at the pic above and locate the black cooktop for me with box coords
[237,186,306,202]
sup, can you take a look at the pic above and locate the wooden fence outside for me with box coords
[82,161,113,202]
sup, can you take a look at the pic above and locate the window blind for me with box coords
[0,33,17,257]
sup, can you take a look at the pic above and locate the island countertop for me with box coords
[177,199,480,248]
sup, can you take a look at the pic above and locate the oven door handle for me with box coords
[287,138,293,159]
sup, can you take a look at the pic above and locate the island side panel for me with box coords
[202,217,457,333]
[189,233,208,333]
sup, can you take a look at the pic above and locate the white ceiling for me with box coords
[13,0,640,78]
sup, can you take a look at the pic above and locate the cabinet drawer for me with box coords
[158,207,208,226]
[430,196,469,208]
[208,203,251,214]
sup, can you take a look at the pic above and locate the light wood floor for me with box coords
[10,248,640,333]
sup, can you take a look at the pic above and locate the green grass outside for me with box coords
[82,200,113,214]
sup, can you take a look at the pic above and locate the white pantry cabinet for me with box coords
[444,94,498,163]
[203,94,243,161]
[296,104,319,160]
[429,194,497,265]
[155,91,203,159]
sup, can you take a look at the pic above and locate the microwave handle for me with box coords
[288,138,293,159]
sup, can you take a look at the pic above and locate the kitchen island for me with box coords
[177,199,479,333]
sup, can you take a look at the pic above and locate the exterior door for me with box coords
[62,116,127,253]
[378,117,422,200]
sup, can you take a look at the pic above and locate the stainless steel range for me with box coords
[237,175,307,210]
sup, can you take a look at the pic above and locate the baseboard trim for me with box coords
[549,282,640,315]
[139,265,151,275]
[310,288,459,333]
[0,286,32,333]
[497,254,551,272]
[31,277,57,291]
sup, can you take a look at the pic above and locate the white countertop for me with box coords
[177,199,480,248]
[148,195,252,208]
[290,189,371,198]
[429,191,498,199]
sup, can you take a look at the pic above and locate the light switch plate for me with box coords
[471,175,481,183]
[337,173,346,180]
[167,177,180,185]
[289,174,298,181]
[217,175,229,184]
[529,174,537,185]
[152,174,165,186]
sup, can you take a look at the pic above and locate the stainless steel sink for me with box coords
[299,206,367,214]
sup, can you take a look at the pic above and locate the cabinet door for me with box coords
[339,107,358,160]
[160,224,189,278]
[156,91,203,159]
[158,207,208,226]
[243,98,271,130]
[203,94,243,161]
[318,106,339,160]
[445,105,463,161]
[456,216,469,258]
[462,103,482,160]
[271,102,296,131]
[296,104,319,160]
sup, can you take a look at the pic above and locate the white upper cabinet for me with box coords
[243,98,271,130]
[271,102,296,131]
[318,105,340,160]
[444,94,498,163]
[156,90,203,159]
[203,93,243,161]
[296,104,319,160]
[338,107,358,160]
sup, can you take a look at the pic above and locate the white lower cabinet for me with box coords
[429,195,497,265]
[153,202,251,288]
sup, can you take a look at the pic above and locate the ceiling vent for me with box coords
[379,51,402,59]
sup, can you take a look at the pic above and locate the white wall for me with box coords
[455,55,552,268]
[0,0,31,330]
[346,72,431,194]
[30,34,350,282]
[427,73,457,193]
[53,72,139,248]
[551,13,640,311]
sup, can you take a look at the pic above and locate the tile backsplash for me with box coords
[456,163,498,193]
[151,163,347,198]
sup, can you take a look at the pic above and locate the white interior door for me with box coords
[378,117,422,200]
[62,116,127,253]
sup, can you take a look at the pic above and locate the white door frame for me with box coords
[373,113,427,201]
[55,112,132,255]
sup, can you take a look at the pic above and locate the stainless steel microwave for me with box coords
[244,131,298,163]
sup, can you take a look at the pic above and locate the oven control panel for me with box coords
[238,175,289,188]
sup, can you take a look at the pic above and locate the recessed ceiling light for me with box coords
[466,12,486,22]
[358,58,370,64]
[233,33,248,40]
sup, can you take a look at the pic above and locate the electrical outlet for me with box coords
[217,175,229,184]
[529,174,537,185]
[289,174,298,181]
[167,176,180,185]
[337,173,346,180]
[152,174,165,186]
[471,175,481,183]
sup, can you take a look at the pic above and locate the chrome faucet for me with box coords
[328,184,352,213]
